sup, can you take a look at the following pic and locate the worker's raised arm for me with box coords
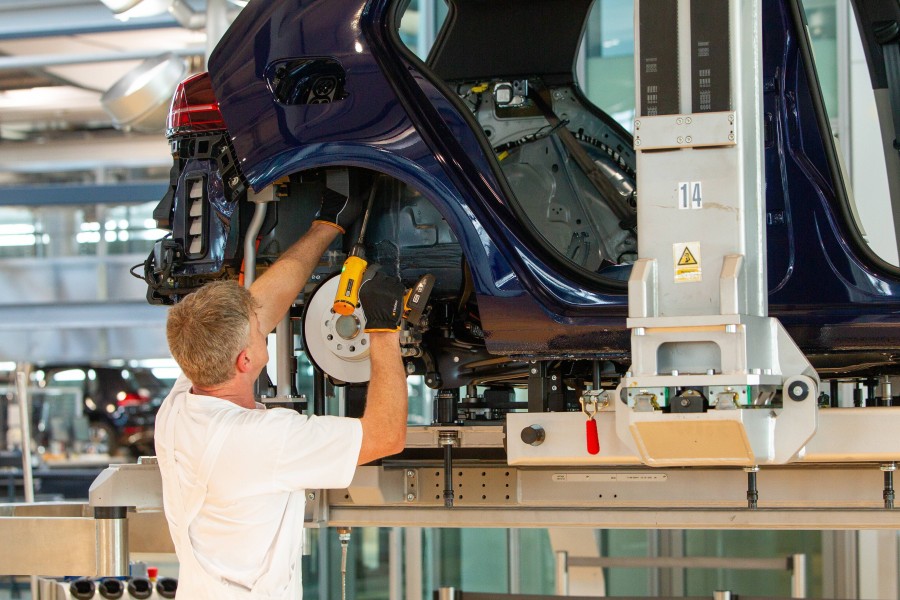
[250,189,360,334]
[356,271,408,464]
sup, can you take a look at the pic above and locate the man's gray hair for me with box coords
[167,280,259,388]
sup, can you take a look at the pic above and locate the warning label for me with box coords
[678,247,698,266]
[673,242,702,283]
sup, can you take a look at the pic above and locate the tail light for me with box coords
[166,72,227,137]
[117,390,148,407]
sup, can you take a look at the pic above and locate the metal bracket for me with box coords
[634,111,737,150]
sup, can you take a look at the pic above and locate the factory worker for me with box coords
[155,189,408,599]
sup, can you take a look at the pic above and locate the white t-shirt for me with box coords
[155,374,363,599]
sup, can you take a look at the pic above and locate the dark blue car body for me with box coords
[154,0,900,379]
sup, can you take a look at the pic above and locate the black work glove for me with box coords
[313,187,362,234]
[359,269,405,332]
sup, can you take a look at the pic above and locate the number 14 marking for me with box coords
[678,181,703,209]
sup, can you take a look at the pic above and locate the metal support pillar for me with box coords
[822,531,858,600]
[790,553,807,599]
[858,530,899,600]
[555,551,569,596]
[508,529,521,594]
[15,368,33,503]
[93,507,128,577]
[406,528,424,600]
[528,362,565,412]
[617,0,819,467]
[528,362,550,412]
[548,529,606,596]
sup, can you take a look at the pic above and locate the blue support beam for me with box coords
[0,182,168,206]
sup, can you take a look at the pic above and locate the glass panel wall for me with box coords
[580,0,636,132]
[801,0,898,265]
[684,530,822,597]
[804,0,839,119]
[299,526,826,598]
[0,202,165,259]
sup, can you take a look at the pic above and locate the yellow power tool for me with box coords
[332,180,378,316]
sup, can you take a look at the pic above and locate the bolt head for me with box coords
[406,494,415,501]
[307,493,316,500]
[407,470,414,477]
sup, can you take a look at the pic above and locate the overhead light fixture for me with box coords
[99,0,144,13]
[100,0,206,28]
[101,53,189,132]
[100,0,171,20]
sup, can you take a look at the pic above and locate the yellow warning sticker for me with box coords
[678,246,698,266]
[673,242,701,283]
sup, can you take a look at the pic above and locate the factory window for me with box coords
[0,207,43,258]
[580,0,636,132]
[804,0,839,119]
[683,530,822,597]
[801,0,900,267]
[0,202,166,259]
[398,0,450,60]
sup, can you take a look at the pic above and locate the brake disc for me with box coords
[302,274,371,384]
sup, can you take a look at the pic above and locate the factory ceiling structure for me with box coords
[0,0,226,184]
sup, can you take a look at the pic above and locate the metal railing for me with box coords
[555,552,807,598]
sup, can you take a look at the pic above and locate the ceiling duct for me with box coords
[100,53,188,132]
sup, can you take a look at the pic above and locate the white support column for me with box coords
[508,529,521,594]
[822,530,858,599]
[389,527,403,600]
[858,530,899,600]
[548,529,606,596]
[405,527,423,600]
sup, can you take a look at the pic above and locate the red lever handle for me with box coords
[586,418,600,455]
